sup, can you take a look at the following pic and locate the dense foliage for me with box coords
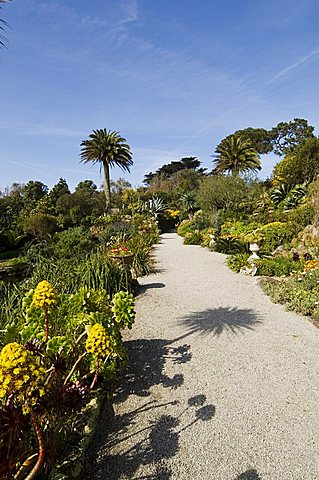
[0,172,161,477]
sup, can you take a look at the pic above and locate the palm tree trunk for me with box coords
[103,162,111,212]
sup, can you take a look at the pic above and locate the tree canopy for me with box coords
[143,157,205,185]
[80,129,133,211]
[272,137,319,185]
[213,135,261,175]
[270,118,315,157]
[216,118,315,160]
[218,127,273,155]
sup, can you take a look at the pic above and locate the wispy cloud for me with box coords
[0,156,46,176]
[118,0,139,25]
[268,47,319,84]
[0,121,84,138]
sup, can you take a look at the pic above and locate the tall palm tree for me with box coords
[213,135,260,176]
[80,129,133,211]
[0,0,11,48]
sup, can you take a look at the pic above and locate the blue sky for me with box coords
[1,0,319,191]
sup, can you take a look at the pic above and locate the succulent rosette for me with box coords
[85,324,113,358]
[0,342,45,414]
[32,280,57,309]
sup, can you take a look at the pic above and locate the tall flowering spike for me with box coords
[32,280,57,309]
[32,281,57,341]
[0,342,45,413]
[85,324,113,358]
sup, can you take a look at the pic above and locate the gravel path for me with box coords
[87,233,319,480]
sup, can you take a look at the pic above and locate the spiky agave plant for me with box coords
[283,184,307,210]
[143,196,167,219]
[270,183,294,206]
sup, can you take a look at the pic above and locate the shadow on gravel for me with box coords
[235,470,262,480]
[86,340,215,479]
[114,339,192,402]
[138,282,166,293]
[180,307,262,336]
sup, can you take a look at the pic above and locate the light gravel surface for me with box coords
[87,233,319,480]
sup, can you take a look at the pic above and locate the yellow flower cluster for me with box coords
[85,324,112,358]
[32,280,57,308]
[0,342,45,413]
[304,259,319,271]
[166,209,180,219]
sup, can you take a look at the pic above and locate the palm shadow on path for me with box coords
[86,337,215,479]
[180,307,262,337]
[138,282,166,294]
[235,469,262,480]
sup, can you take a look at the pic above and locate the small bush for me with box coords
[52,226,96,258]
[262,268,319,320]
[244,221,296,252]
[183,232,203,245]
[22,213,59,238]
[254,256,304,276]
[227,253,250,272]
[214,237,249,254]
[177,219,194,237]
[220,220,260,237]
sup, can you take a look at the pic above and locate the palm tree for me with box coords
[213,135,260,176]
[80,129,133,211]
[0,0,11,48]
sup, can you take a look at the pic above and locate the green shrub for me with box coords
[262,268,319,319]
[285,204,314,229]
[196,175,249,213]
[22,213,59,238]
[52,226,96,258]
[193,210,210,230]
[254,256,304,276]
[227,253,250,272]
[177,211,212,238]
[220,220,260,237]
[214,237,249,254]
[183,232,203,245]
[127,236,155,277]
[244,221,296,252]
[177,219,194,237]
[200,228,216,248]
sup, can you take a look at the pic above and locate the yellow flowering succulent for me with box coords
[166,208,180,219]
[0,342,45,413]
[85,324,113,358]
[304,259,319,271]
[32,280,57,309]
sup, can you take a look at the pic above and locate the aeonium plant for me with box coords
[31,280,57,342]
[0,280,137,478]
[0,342,46,480]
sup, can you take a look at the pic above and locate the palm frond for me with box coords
[214,135,260,175]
